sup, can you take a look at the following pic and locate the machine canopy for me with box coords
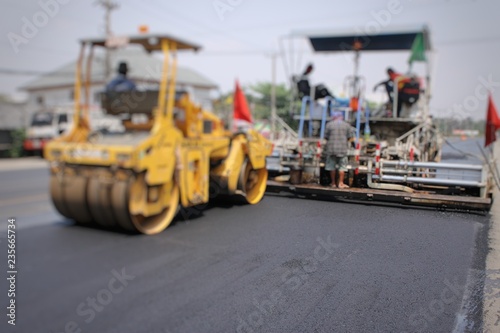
[80,33,201,52]
[294,26,431,52]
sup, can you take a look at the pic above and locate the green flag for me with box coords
[408,33,427,65]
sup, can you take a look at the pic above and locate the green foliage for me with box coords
[8,129,26,158]
[211,92,233,128]
[246,82,291,120]
[0,94,12,103]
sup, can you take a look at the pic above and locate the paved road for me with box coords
[0,144,495,333]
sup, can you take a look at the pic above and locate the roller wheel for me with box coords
[64,175,94,225]
[238,160,268,205]
[129,175,180,235]
[50,174,72,220]
[50,171,179,234]
[112,174,180,235]
[87,178,119,229]
[111,180,137,232]
[50,173,94,225]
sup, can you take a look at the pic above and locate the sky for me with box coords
[1,0,499,120]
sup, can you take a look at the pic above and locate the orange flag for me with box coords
[233,80,253,123]
[485,93,500,147]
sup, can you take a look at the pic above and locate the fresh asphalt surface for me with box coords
[0,140,493,333]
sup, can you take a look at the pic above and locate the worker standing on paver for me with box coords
[324,111,355,189]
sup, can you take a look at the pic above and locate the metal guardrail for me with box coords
[381,160,483,171]
[373,160,487,190]
[374,175,484,187]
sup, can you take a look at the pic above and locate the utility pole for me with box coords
[96,0,119,80]
[271,53,277,141]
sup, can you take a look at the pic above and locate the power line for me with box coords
[96,0,119,79]
[124,1,266,53]
[155,2,265,50]
[437,35,500,46]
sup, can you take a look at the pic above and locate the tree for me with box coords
[246,82,292,120]
[213,82,296,126]
[0,94,13,103]
[212,81,313,137]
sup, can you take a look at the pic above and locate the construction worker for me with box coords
[293,63,333,100]
[373,67,415,117]
[324,111,355,189]
[106,62,136,92]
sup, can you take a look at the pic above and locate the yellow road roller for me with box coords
[44,34,273,234]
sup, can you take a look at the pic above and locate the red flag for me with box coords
[485,93,500,147]
[233,80,252,123]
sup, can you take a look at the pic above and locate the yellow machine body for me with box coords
[44,34,272,234]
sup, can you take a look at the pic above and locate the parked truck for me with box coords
[23,108,73,156]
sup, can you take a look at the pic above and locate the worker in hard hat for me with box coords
[324,111,355,189]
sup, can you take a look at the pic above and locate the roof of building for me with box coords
[20,48,217,91]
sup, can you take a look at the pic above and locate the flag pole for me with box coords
[230,81,235,132]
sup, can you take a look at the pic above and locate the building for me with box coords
[0,98,27,154]
[20,48,218,119]
[0,98,27,130]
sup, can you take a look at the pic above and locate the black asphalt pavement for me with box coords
[0,143,492,332]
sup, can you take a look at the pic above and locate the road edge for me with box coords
[0,157,48,172]
[483,140,500,332]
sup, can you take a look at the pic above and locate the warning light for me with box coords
[139,25,149,34]
[353,40,363,51]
